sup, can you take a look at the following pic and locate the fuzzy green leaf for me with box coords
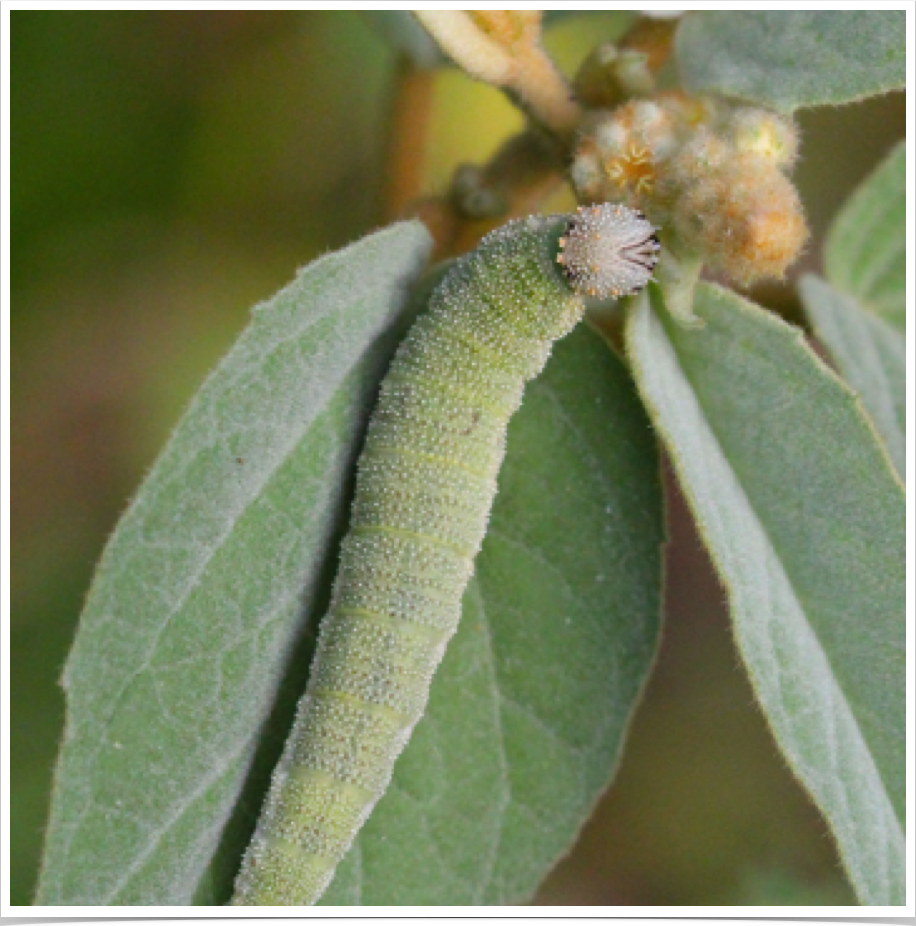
[799,143,906,478]
[627,284,904,906]
[318,323,664,905]
[36,222,433,906]
[676,12,905,112]
[825,143,906,331]
[800,275,904,479]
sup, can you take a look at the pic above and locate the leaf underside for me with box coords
[800,276,904,480]
[627,283,905,906]
[801,142,905,479]
[824,142,906,331]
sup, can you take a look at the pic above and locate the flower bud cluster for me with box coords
[571,92,807,284]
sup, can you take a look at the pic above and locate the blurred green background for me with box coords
[11,11,904,907]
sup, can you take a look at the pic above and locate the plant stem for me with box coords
[415,10,581,140]
[383,60,436,222]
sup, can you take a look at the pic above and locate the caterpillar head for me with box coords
[557,203,660,299]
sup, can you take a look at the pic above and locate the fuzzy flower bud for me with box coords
[672,151,808,284]
[571,93,808,284]
[727,109,799,167]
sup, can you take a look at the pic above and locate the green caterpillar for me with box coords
[231,204,659,906]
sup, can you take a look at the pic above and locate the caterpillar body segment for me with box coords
[231,207,658,906]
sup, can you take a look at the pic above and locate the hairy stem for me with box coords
[415,10,581,139]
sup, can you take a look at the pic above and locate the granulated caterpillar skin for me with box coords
[231,207,658,906]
